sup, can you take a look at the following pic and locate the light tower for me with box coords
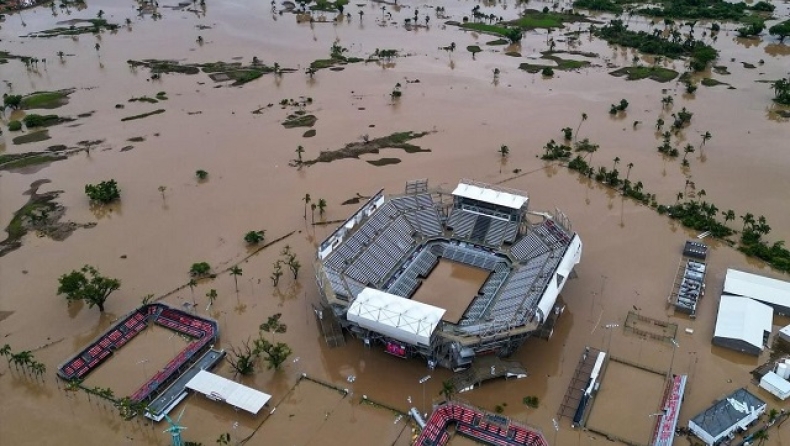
[163,408,187,446]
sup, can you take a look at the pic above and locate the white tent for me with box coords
[760,371,790,400]
[452,181,528,210]
[723,269,790,314]
[347,288,445,347]
[186,370,271,414]
[712,295,772,355]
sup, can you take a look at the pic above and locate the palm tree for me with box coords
[310,203,317,224]
[206,289,217,311]
[288,259,301,279]
[230,266,243,293]
[722,210,735,225]
[757,215,771,236]
[700,131,711,148]
[158,185,166,202]
[676,192,684,203]
[741,212,755,231]
[303,193,312,219]
[612,156,620,172]
[440,379,456,400]
[682,144,694,165]
[655,118,664,130]
[188,278,197,305]
[0,344,11,367]
[576,112,587,141]
[295,145,305,163]
[499,144,509,157]
[317,198,327,217]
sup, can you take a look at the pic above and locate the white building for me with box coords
[723,269,790,315]
[688,388,766,446]
[712,295,773,356]
[759,371,790,400]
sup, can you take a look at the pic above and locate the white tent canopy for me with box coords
[347,288,445,347]
[452,182,528,210]
[186,370,271,414]
[760,371,790,400]
[724,269,790,310]
[536,235,583,322]
[713,295,772,353]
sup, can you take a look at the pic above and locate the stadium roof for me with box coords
[186,370,271,414]
[452,182,528,210]
[713,295,772,353]
[723,268,790,312]
[347,288,445,347]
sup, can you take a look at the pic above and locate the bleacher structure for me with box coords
[57,304,219,409]
[415,401,548,446]
[315,179,583,370]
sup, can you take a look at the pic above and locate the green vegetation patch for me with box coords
[303,129,317,138]
[12,130,51,145]
[366,157,402,166]
[507,10,591,29]
[301,131,432,166]
[518,51,590,73]
[573,0,623,14]
[121,109,166,122]
[467,45,482,54]
[21,90,73,110]
[310,0,349,11]
[283,114,317,128]
[596,20,718,72]
[486,39,509,46]
[610,66,679,82]
[25,19,120,38]
[0,51,34,65]
[127,59,201,75]
[129,96,159,104]
[0,152,66,171]
[701,77,728,87]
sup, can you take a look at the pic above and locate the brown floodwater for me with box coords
[2,0,790,444]
[411,259,490,323]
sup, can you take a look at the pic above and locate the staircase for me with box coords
[471,216,491,242]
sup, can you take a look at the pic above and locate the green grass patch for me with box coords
[486,39,509,46]
[20,90,72,110]
[127,136,146,142]
[366,157,402,166]
[12,130,51,145]
[303,129,317,138]
[518,52,590,73]
[129,96,159,104]
[609,66,679,82]
[507,10,590,29]
[0,152,65,170]
[302,131,432,166]
[461,23,511,37]
[25,20,119,38]
[467,45,482,54]
[121,109,166,122]
[701,77,728,87]
[283,114,318,128]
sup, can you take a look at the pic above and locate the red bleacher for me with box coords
[57,304,218,394]
[414,402,549,446]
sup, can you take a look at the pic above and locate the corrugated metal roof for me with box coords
[451,182,528,210]
[713,295,772,351]
[724,269,790,308]
[186,370,271,414]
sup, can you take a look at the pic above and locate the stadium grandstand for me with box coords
[415,401,548,446]
[57,304,219,407]
[315,179,582,370]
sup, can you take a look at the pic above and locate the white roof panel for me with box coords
[451,182,528,210]
[714,295,773,351]
[186,370,271,414]
[724,269,790,308]
[347,288,445,347]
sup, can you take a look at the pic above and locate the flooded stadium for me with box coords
[1,0,790,444]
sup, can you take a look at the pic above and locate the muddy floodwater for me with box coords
[1,0,790,444]
[412,260,490,323]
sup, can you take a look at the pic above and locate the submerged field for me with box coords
[1,0,790,444]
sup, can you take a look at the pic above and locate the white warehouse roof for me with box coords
[714,295,773,352]
[186,370,271,414]
[760,371,790,400]
[347,288,445,347]
[724,269,790,310]
[452,182,528,210]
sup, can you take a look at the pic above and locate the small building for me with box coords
[759,371,790,400]
[688,388,766,446]
[779,324,790,343]
[723,268,790,315]
[712,295,772,356]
